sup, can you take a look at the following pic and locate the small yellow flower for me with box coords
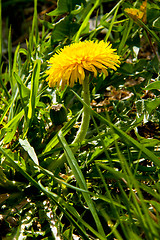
[124,8,144,21]
[140,0,147,23]
[124,0,147,23]
[140,0,147,12]
[46,40,120,89]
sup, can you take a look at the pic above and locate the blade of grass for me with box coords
[8,26,12,88]
[113,137,159,239]
[0,109,24,142]
[0,99,14,126]
[113,142,151,238]
[38,180,105,240]
[117,181,140,234]
[33,0,39,45]
[13,71,30,120]
[35,163,127,211]
[29,0,38,51]
[24,59,41,137]
[100,0,125,23]
[58,130,106,238]
[67,93,160,236]
[74,0,100,42]
[0,147,89,239]
[19,138,39,165]
[7,26,15,122]
[118,19,133,55]
[137,18,160,44]
[0,67,11,99]
[140,182,160,202]
[103,117,159,237]
[12,44,20,74]
[0,147,89,240]
[104,4,119,42]
[42,110,82,155]
[71,89,160,168]
[0,146,105,240]
[96,164,127,240]
[27,59,41,120]
[106,220,123,240]
[0,0,2,66]
[91,115,113,167]
[81,116,144,166]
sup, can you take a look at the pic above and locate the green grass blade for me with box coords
[104,5,119,42]
[0,0,2,66]
[0,147,40,189]
[0,109,24,142]
[8,26,12,88]
[42,110,82,154]
[91,116,113,166]
[13,71,30,119]
[137,18,160,43]
[71,90,160,168]
[37,163,126,211]
[74,0,100,42]
[27,59,41,123]
[12,44,20,74]
[38,166,90,194]
[29,0,38,51]
[19,138,39,165]
[113,139,159,238]
[58,130,106,238]
[33,0,38,45]
[0,99,14,126]
[118,19,133,55]
[0,147,102,240]
[96,165,125,240]
[0,71,11,99]
[38,180,101,240]
[100,0,125,23]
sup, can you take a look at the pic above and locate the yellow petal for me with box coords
[46,40,120,88]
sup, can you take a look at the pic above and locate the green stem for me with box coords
[49,76,91,170]
[0,0,2,66]
[72,75,90,145]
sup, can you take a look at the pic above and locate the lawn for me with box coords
[0,0,160,239]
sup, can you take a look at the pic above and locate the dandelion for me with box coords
[124,8,144,21]
[140,0,147,23]
[124,0,147,23]
[46,40,120,89]
[46,40,120,170]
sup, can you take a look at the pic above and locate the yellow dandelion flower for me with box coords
[140,0,147,23]
[46,40,120,89]
[140,0,147,12]
[124,8,144,21]
[124,0,147,23]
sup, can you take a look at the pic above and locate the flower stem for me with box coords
[72,75,90,145]
[49,75,91,170]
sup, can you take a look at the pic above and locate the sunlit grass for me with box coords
[0,0,160,239]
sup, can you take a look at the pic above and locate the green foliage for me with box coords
[1,0,160,239]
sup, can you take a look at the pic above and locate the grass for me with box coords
[0,0,160,239]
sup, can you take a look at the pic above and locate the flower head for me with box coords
[46,40,120,89]
[140,0,147,23]
[124,0,147,23]
[124,8,144,21]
